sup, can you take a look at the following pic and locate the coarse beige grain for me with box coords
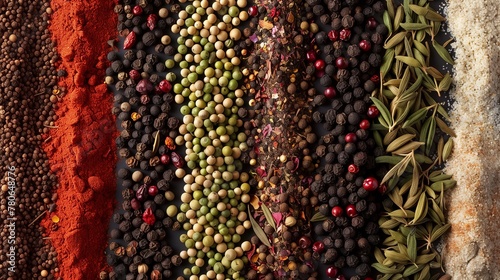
[444,0,500,279]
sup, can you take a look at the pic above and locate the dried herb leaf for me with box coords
[400,23,431,30]
[372,263,405,274]
[442,138,453,161]
[414,40,430,57]
[387,134,416,152]
[384,10,394,34]
[394,6,404,30]
[385,250,411,264]
[385,32,407,49]
[391,141,425,155]
[437,136,444,165]
[409,4,445,22]
[371,97,393,128]
[381,49,396,77]
[380,218,401,229]
[248,207,271,247]
[438,72,452,92]
[261,204,276,231]
[432,41,455,65]
[402,107,428,128]
[310,212,327,222]
[411,192,428,225]
[415,252,436,265]
[407,231,417,263]
[403,264,425,277]
[396,55,422,68]
[416,264,431,280]
[435,116,456,137]
[381,154,412,185]
[375,247,386,264]
[387,0,396,19]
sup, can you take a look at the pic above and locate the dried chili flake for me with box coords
[123,31,136,50]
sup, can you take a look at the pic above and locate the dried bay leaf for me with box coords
[261,204,276,231]
[248,207,271,247]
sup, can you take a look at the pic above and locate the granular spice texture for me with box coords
[444,0,500,279]
[40,0,117,279]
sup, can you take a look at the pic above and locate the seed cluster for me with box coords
[105,1,183,279]
[0,1,60,279]
[307,0,388,278]
[170,0,254,279]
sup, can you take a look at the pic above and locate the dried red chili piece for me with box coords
[170,152,184,168]
[142,207,155,225]
[123,31,136,50]
[147,14,157,31]
[136,184,148,201]
[164,136,176,150]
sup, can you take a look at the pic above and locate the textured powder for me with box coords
[443,0,500,279]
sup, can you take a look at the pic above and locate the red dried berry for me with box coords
[123,31,136,50]
[132,5,143,16]
[326,266,338,278]
[345,133,357,143]
[331,206,343,217]
[339,29,351,41]
[370,74,380,84]
[129,69,140,81]
[363,177,379,191]
[147,14,157,31]
[131,198,141,210]
[306,50,317,62]
[348,164,359,174]
[248,6,258,17]
[324,87,337,99]
[142,207,155,225]
[359,119,371,130]
[346,204,358,217]
[328,30,340,42]
[312,241,325,253]
[314,59,326,71]
[378,184,387,194]
[148,185,158,196]
[359,40,372,52]
[367,105,379,118]
[170,152,184,168]
[160,154,170,165]
[158,79,172,93]
[367,17,378,30]
[336,276,346,280]
[136,79,154,93]
[335,57,348,69]
[316,70,325,78]
[299,236,312,249]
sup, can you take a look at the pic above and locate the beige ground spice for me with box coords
[444,0,500,279]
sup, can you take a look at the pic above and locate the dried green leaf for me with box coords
[414,154,433,164]
[402,107,428,128]
[387,134,416,153]
[377,155,405,165]
[388,209,415,218]
[385,250,411,264]
[398,66,411,98]
[400,23,431,30]
[418,0,427,6]
[387,0,396,19]
[437,136,444,165]
[431,224,451,243]
[411,192,428,225]
[425,67,444,80]
[391,273,403,280]
[261,204,276,231]
[438,72,452,92]
[381,154,412,185]
[384,10,394,34]
[416,29,426,42]
[425,186,437,199]
[371,97,393,128]
[392,141,425,155]
[442,138,453,161]
[431,200,445,224]
[248,207,271,247]
[403,264,425,277]
[407,231,417,263]
[389,188,404,209]
[385,32,407,49]
[310,212,327,222]
[374,130,384,147]
[383,236,399,247]
[396,55,422,68]
[375,247,386,264]
[414,40,430,56]
[409,4,445,22]
[435,116,456,137]
[416,264,431,280]
[414,50,427,69]
[394,6,404,30]
[430,180,456,192]
[408,4,428,16]
[432,41,455,65]
[415,253,436,265]
[382,49,396,77]
[410,158,420,197]
[403,0,412,21]
[380,218,402,229]
[437,104,451,121]
[372,263,405,274]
